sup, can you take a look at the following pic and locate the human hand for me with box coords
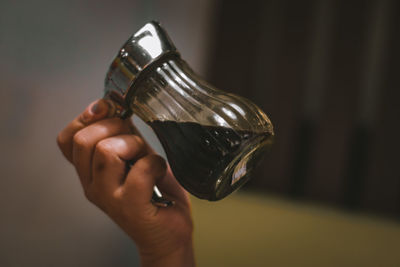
[57,99,195,267]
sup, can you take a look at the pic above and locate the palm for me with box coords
[117,166,193,256]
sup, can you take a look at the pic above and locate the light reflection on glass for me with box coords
[221,107,237,120]
[229,103,245,116]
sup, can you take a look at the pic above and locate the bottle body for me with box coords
[127,57,273,200]
[103,21,274,201]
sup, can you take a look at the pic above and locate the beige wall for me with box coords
[192,193,400,267]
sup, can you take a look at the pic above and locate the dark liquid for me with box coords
[149,120,272,200]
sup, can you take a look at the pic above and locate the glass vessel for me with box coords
[104,21,274,202]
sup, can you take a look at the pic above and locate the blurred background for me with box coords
[1,0,399,266]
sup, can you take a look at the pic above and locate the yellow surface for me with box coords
[191,192,400,267]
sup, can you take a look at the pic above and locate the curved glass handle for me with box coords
[152,185,174,208]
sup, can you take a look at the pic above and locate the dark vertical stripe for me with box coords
[343,124,370,208]
[289,0,334,198]
[206,0,265,96]
[305,0,370,204]
[250,0,315,193]
[290,120,316,197]
[245,0,287,192]
[344,0,393,210]
[362,0,400,216]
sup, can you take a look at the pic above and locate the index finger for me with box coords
[57,99,111,162]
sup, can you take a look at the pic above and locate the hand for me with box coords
[57,99,195,267]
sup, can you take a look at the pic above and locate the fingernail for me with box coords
[91,100,107,115]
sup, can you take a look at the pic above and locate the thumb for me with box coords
[122,154,168,208]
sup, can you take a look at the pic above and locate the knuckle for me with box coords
[56,132,65,148]
[93,140,115,170]
[78,111,91,124]
[57,132,67,151]
[138,158,153,172]
[83,187,96,203]
[73,131,89,148]
[112,188,123,201]
[95,139,114,158]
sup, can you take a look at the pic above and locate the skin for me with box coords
[57,99,195,267]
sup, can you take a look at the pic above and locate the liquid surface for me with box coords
[149,120,272,200]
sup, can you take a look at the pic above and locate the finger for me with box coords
[91,134,147,195]
[155,165,189,202]
[72,118,133,188]
[122,154,167,208]
[57,99,111,163]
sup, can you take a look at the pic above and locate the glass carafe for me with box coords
[104,21,274,202]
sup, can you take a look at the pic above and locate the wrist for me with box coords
[140,239,195,267]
